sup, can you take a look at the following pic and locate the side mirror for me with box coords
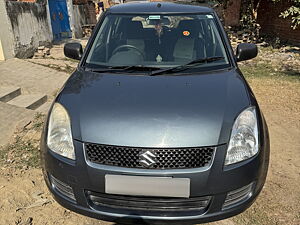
[64,43,83,60]
[236,43,258,62]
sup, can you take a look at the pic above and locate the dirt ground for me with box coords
[0,47,299,225]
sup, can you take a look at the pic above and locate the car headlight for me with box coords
[225,107,258,165]
[47,103,75,160]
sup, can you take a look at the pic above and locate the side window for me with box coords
[208,20,227,58]
[86,17,111,63]
[206,22,215,57]
[111,17,122,39]
[96,18,110,48]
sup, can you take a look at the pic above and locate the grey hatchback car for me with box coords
[41,2,270,224]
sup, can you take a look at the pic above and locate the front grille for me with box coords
[87,191,211,212]
[223,183,254,209]
[85,143,215,169]
[50,175,76,201]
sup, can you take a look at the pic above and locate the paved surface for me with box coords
[0,58,69,146]
[0,58,69,95]
[0,102,34,146]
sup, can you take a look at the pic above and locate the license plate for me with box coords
[105,175,190,198]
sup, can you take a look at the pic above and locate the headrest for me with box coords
[177,20,198,38]
[126,21,144,38]
[127,21,143,31]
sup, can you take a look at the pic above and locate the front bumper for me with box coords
[41,137,269,224]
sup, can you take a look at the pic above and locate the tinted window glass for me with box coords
[86,14,229,70]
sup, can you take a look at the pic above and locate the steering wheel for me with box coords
[112,44,145,59]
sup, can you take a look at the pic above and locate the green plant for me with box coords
[271,0,300,29]
[32,113,45,130]
[0,113,45,169]
[0,136,40,168]
[238,0,300,29]
[279,0,300,29]
[240,0,263,29]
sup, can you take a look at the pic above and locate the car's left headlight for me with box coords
[225,107,259,165]
[47,103,75,160]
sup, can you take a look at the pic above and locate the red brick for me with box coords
[224,0,242,26]
[257,0,300,45]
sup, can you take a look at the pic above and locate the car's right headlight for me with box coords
[47,103,75,160]
[225,107,259,165]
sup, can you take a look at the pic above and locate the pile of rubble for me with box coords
[261,46,300,72]
[225,24,263,48]
[33,46,51,59]
[82,24,95,37]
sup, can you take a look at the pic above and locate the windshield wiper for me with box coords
[86,65,160,73]
[150,56,225,76]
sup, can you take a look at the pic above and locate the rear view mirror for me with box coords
[64,43,83,60]
[236,43,258,62]
[161,18,170,26]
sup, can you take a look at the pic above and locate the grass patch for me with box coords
[0,145,10,166]
[239,62,300,82]
[233,206,274,225]
[65,64,75,73]
[61,57,80,63]
[238,45,300,82]
[32,112,45,130]
[0,113,45,169]
[0,136,40,168]
[28,61,75,74]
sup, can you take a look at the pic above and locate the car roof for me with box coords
[108,2,214,14]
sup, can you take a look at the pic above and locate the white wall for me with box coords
[73,4,89,38]
[46,0,53,41]
[0,0,14,60]
[66,0,76,38]
[5,1,53,58]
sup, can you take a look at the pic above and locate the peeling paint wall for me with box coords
[5,1,52,58]
[67,0,76,38]
[72,3,98,38]
[73,4,88,38]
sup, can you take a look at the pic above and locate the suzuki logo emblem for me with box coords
[139,150,157,168]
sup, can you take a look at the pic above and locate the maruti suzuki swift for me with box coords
[41,2,270,224]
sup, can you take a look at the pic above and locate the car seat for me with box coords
[125,21,145,53]
[173,20,206,62]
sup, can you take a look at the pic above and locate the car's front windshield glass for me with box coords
[85,13,230,72]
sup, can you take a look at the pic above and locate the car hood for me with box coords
[58,69,251,147]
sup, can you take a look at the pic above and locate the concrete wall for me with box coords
[5,1,52,58]
[0,40,5,61]
[73,2,97,38]
[0,0,14,60]
[66,0,76,38]
[73,4,88,38]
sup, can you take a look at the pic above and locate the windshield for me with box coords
[85,13,230,72]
